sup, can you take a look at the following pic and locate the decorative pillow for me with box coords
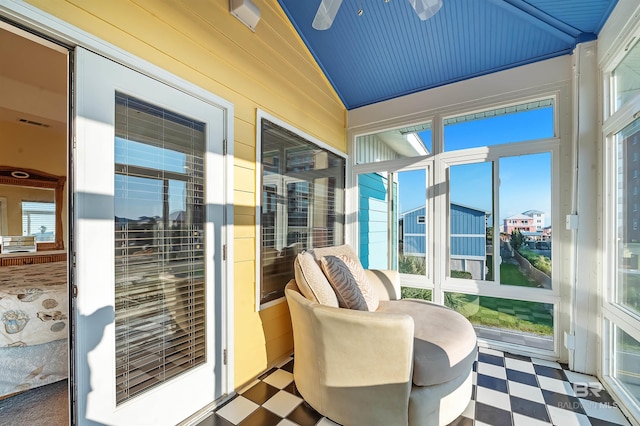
[337,254,379,312]
[294,252,339,307]
[319,256,368,311]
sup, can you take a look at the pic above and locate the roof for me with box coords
[522,209,545,215]
[401,202,489,216]
[505,214,535,220]
[277,0,618,110]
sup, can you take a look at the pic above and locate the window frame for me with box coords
[349,91,564,358]
[600,11,640,424]
[256,110,347,310]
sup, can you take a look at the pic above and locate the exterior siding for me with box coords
[403,207,426,256]
[402,204,486,258]
[359,173,389,269]
[26,0,346,389]
[356,134,400,164]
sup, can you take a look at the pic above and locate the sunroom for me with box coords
[0,0,639,425]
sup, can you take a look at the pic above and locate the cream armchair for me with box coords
[285,245,477,426]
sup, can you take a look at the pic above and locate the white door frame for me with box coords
[0,0,235,422]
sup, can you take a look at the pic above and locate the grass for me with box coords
[448,293,553,336]
[500,263,537,287]
[400,254,553,336]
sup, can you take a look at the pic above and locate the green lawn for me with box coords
[500,263,537,287]
[400,260,553,336]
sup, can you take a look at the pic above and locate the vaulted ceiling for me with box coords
[277,0,618,110]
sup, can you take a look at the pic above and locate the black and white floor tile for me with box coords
[197,347,632,426]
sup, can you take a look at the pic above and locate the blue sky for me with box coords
[398,107,553,226]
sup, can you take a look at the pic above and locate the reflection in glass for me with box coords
[449,163,492,281]
[446,292,553,351]
[617,118,640,317]
[613,38,640,112]
[499,153,552,289]
[260,120,345,303]
[21,201,56,242]
[114,93,206,404]
[614,327,640,403]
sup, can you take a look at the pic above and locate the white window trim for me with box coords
[255,109,347,311]
[0,0,236,409]
[599,4,640,423]
[348,86,567,360]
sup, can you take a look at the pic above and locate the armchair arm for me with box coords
[365,269,401,300]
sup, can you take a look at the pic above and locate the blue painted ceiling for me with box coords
[277,0,618,110]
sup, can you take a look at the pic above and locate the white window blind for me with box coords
[21,201,55,241]
[114,93,206,404]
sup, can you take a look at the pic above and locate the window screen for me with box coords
[114,93,206,404]
[260,119,345,304]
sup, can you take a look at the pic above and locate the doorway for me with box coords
[0,21,70,424]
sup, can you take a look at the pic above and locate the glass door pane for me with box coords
[499,153,552,289]
[449,162,493,281]
[114,93,206,403]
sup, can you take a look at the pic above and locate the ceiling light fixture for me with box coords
[313,0,442,30]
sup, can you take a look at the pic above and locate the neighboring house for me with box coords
[503,213,537,234]
[522,209,545,231]
[401,204,488,280]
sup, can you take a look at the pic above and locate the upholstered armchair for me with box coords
[285,245,477,426]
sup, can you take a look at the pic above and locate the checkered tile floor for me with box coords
[197,347,632,426]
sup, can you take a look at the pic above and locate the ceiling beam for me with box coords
[488,0,581,45]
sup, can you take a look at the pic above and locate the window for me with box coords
[22,201,55,242]
[355,96,557,352]
[444,99,554,151]
[260,119,345,304]
[612,38,640,112]
[114,93,206,404]
[603,22,640,423]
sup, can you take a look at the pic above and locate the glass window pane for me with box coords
[114,93,206,404]
[398,170,427,275]
[355,123,431,164]
[616,117,640,317]
[614,326,640,403]
[401,287,431,301]
[358,172,392,269]
[613,38,640,112]
[449,163,492,281]
[21,200,56,242]
[446,292,554,351]
[499,153,552,289]
[444,100,554,151]
[260,120,345,304]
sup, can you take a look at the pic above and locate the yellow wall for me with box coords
[24,0,346,388]
[0,121,68,243]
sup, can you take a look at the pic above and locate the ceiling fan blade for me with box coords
[312,0,343,30]
[408,0,443,20]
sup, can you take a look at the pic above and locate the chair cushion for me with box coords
[319,255,368,311]
[294,252,339,307]
[335,254,379,311]
[377,299,477,386]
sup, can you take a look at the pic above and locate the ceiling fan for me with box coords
[313,0,443,30]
